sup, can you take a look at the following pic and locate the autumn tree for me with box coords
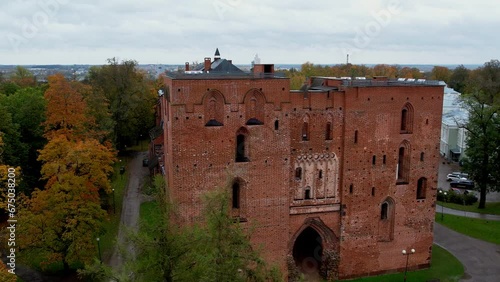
[0,261,17,282]
[18,175,107,271]
[43,74,90,139]
[430,66,452,83]
[372,64,398,78]
[10,66,36,88]
[19,74,115,272]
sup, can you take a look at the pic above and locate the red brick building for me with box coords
[150,50,443,280]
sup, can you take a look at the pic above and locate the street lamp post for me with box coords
[112,188,116,214]
[140,134,143,151]
[439,190,447,221]
[96,237,102,263]
[402,248,415,282]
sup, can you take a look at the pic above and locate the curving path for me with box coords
[434,223,500,282]
[436,204,500,221]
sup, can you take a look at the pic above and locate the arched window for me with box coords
[420,152,425,161]
[378,197,395,241]
[245,90,265,125]
[274,120,279,130]
[400,103,414,134]
[397,140,411,184]
[204,91,225,126]
[417,177,427,199]
[235,127,249,162]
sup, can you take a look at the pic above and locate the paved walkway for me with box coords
[108,151,150,270]
[436,204,500,221]
[434,223,500,282]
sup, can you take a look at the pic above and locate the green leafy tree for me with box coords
[189,187,281,282]
[87,58,157,149]
[449,65,470,93]
[0,81,21,96]
[0,87,46,192]
[0,105,24,167]
[460,60,500,209]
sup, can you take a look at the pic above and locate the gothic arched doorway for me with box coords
[292,227,323,277]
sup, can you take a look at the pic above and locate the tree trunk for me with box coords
[478,148,489,209]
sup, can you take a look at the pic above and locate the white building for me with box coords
[440,83,468,161]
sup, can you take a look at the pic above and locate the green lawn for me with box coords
[438,201,500,215]
[343,245,463,282]
[435,213,500,245]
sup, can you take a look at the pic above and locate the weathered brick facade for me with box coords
[151,53,443,280]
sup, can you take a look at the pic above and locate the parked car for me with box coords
[142,158,149,167]
[450,180,475,190]
[446,172,468,181]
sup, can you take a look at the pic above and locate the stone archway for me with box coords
[292,227,323,279]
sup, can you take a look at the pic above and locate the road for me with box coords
[434,223,500,282]
[108,151,150,270]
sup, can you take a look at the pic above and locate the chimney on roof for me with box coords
[214,48,221,61]
[185,62,189,71]
[204,57,211,72]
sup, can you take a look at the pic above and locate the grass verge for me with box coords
[438,201,500,215]
[343,244,463,282]
[435,213,500,245]
[99,156,130,262]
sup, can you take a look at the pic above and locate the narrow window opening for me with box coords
[325,122,332,140]
[372,187,375,196]
[319,170,323,179]
[372,155,376,165]
[420,152,424,161]
[417,177,427,199]
[232,182,240,209]
[305,188,311,199]
[354,130,358,143]
[383,155,386,165]
[401,108,408,131]
[274,120,279,130]
[302,122,309,141]
[381,202,388,220]
[235,131,249,162]
[397,147,404,181]
[349,184,353,194]
[295,167,302,180]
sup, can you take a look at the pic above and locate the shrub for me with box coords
[437,189,478,205]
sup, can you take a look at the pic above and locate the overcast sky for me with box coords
[0,0,498,65]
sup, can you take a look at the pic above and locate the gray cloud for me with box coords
[0,0,498,65]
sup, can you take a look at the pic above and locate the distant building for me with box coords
[440,84,468,161]
[149,49,444,280]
